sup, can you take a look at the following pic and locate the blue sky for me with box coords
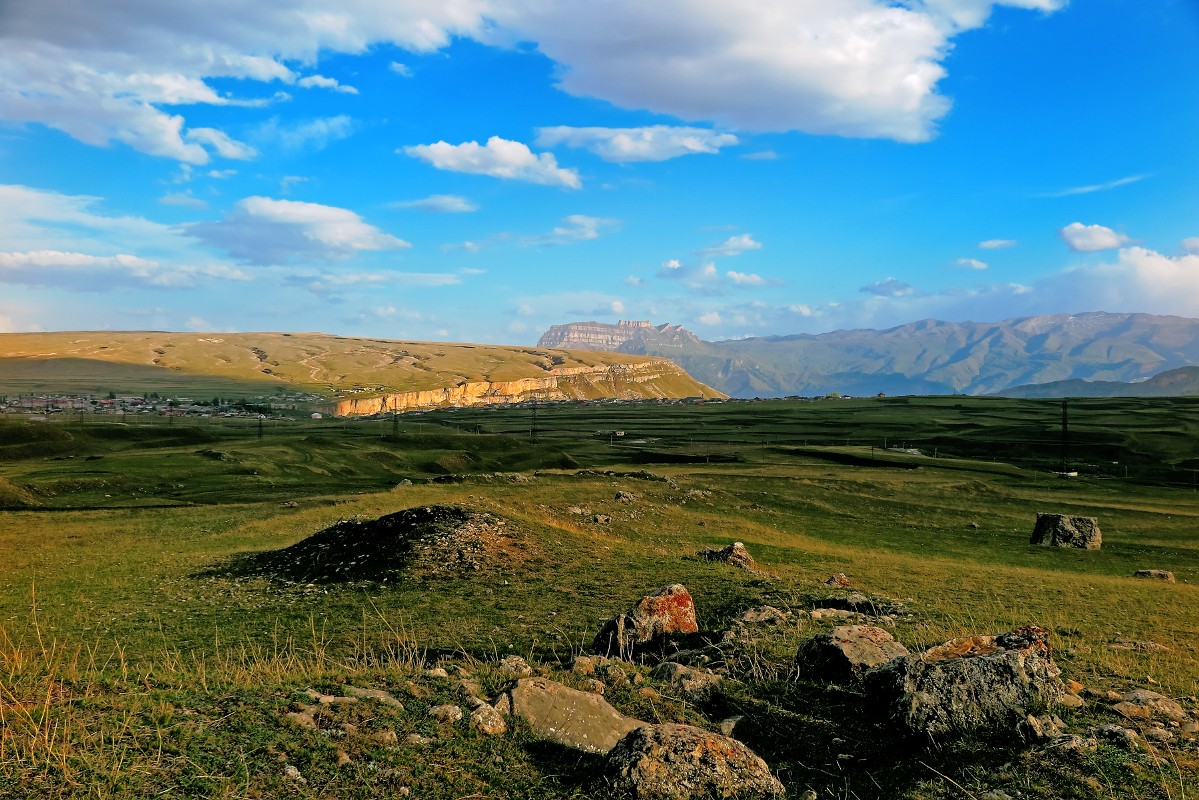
[1,0,1197,343]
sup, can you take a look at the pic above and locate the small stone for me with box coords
[1059,694,1085,709]
[335,749,351,766]
[1065,679,1084,695]
[572,655,597,675]
[369,728,398,745]
[593,514,611,524]
[429,704,463,723]
[470,703,508,735]
[585,679,606,694]
[1093,724,1139,751]
[284,711,317,729]
[405,733,432,745]
[282,764,305,783]
[499,655,535,678]
[342,685,404,709]
[398,787,411,796]
[426,667,450,679]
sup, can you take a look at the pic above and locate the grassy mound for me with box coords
[242,504,527,583]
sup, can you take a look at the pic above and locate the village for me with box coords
[0,392,326,419]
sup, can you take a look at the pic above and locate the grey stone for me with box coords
[502,677,644,754]
[796,625,908,682]
[1030,513,1101,549]
[865,626,1064,740]
[650,662,723,701]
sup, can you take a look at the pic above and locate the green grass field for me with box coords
[2,397,1198,798]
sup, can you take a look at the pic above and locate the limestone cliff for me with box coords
[536,320,696,352]
[335,360,721,416]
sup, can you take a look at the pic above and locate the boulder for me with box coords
[864,626,1064,740]
[598,723,785,800]
[499,655,535,678]
[594,584,700,658]
[499,677,644,754]
[1030,514,1101,549]
[1133,569,1175,583]
[796,625,909,682]
[697,542,758,571]
[469,703,508,735]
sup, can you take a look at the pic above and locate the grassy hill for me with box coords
[2,398,1198,797]
[0,331,719,410]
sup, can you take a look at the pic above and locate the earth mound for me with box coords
[245,505,525,583]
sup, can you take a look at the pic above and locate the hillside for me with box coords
[0,331,722,414]
[997,365,1199,398]
[540,312,1199,397]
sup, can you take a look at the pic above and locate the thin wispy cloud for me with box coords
[1041,174,1148,198]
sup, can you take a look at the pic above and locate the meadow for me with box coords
[2,396,1197,798]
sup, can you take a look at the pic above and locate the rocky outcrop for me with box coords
[598,723,785,800]
[1133,569,1175,582]
[594,584,700,659]
[1030,514,1101,549]
[697,542,759,572]
[334,360,719,416]
[865,626,1064,740]
[538,320,658,351]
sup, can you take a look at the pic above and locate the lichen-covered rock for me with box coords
[499,677,643,754]
[864,626,1064,740]
[469,703,508,735]
[593,584,700,658]
[1030,514,1101,549]
[599,723,785,800]
[796,625,908,683]
[499,655,535,678]
[697,542,759,571]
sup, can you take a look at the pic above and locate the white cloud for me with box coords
[517,303,535,316]
[697,233,762,258]
[1059,222,1132,253]
[535,125,737,162]
[207,169,238,179]
[662,259,681,270]
[860,277,916,297]
[159,191,208,209]
[697,311,722,325]
[0,249,251,291]
[297,74,358,94]
[186,127,257,160]
[610,300,625,314]
[727,271,767,286]
[402,136,581,188]
[389,61,413,77]
[191,196,409,265]
[787,304,815,317]
[288,269,459,297]
[955,258,988,270]
[486,1,1064,142]
[255,115,356,152]
[742,151,779,161]
[1042,174,1147,198]
[979,239,1016,249]
[398,194,479,213]
[524,214,616,246]
[1182,238,1199,255]
[625,276,644,286]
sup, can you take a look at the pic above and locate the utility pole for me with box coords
[1059,400,1069,474]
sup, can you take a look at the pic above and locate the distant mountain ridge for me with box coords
[537,312,1199,397]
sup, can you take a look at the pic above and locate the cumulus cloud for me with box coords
[1059,222,1132,253]
[979,239,1016,249]
[524,214,616,246]
[297,74,358,94]
[1182,238,1199,255]
[255,115,356,152]
[535,125,738,162]
[697,233,763,258]
[402,136,581,188]
[185,127,257,160]
[191,196,409,265]
[486,0,1064,142]
[610,300,625,314]
[0,249,250,291]
[956,258,988,270]
[397,194,479,213]
[860,277,916,297]
[697,311,722,325]
[727,271,767,286]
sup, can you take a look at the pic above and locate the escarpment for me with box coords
[335,359,720,416]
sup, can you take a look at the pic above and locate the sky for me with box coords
[1,0,1198,344]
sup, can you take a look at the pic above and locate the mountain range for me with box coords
[537,312,1199,397]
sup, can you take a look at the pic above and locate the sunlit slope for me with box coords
[0,331,722,410]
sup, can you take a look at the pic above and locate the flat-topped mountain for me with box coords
[0,331,722,414]
[539,312,1199,397]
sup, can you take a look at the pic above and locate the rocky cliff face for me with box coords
[335,360,719,416]
[537,320,698,352]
